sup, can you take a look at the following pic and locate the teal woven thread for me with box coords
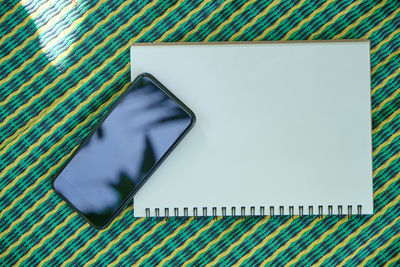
[184,0,250,42]
[286,0,353,40]
[208,0,272,42]
[218,217,317,265]
[161,0,225,42]
[165,218,240,265]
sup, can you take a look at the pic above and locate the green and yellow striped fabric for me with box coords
[1,0,400,265]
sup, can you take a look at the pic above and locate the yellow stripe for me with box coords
[4,139,73,202]
[371,26,400,54]
[0,1,23,23]
[106,220,167,266]
[158,218,216,266]
[0,201,64,258]
[37,224,90,267]
[60,206,132,267]
[51,0,131,66]
[371,65,400,97]
[285,219,347,265]
[228,0,282,41]
[0,62,129,178]
[0,190,53,238]
[372,129,400,157]
[0,149,74,218]
[384,252,400,266]
[154,0,213,42]
[372,107,400,135]
[372,47,400,74]
[370,73,400,129]
[364,7,400,43]
[0,0,52,45]
[133,218,194,266]
[183,219,243,266]
[368,6,400,70]
[338,216,400,266]
[181,0,233,41]
[0,2,75,71]
[254,0,308,41]
[81,217,147,266]
[359,231,400,266]
[374,171,400,198]
[0,0,108,102]
[369,76,400,140]
[203,0,256,42]
[309,0,363,39]
[243,219,319,266]
[14,213,76,266]
[372,150,400,178]
[231,218,298,266]
[0,59,128,163]
[0,0,143,151]
[39,207,131,266]
[205,218,274,266]
[311,193,400,266]
[333,1,387,39]
[282,0,335,40]
[0,0,123,112]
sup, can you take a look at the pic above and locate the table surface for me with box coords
[0,0,399,266]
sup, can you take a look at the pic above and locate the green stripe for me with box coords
[145,218,213,266]
[166,218,239,266]
[288,0,354,40]
[209,0,271,42]
[185,0,249,42]
[193,217,263,266]
[107,219,181,265]
[220,217,314,265]
[232,0,297,41]
[162,0,225,42]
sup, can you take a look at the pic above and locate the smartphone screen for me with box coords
[52,74,195,229]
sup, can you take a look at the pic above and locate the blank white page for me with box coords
[130,41,373,217]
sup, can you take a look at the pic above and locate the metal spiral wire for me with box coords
[144,205,363,219]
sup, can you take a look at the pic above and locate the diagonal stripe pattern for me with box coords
[1,0,400,265]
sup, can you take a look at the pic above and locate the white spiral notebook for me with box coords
[130,41,373,217]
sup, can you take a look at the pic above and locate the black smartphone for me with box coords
[52,73,195,229]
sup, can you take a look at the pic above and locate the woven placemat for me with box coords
[0,0,399,266]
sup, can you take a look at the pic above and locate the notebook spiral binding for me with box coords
[145,205,362,219]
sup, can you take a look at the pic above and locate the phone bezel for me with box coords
[51,73,196,229]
